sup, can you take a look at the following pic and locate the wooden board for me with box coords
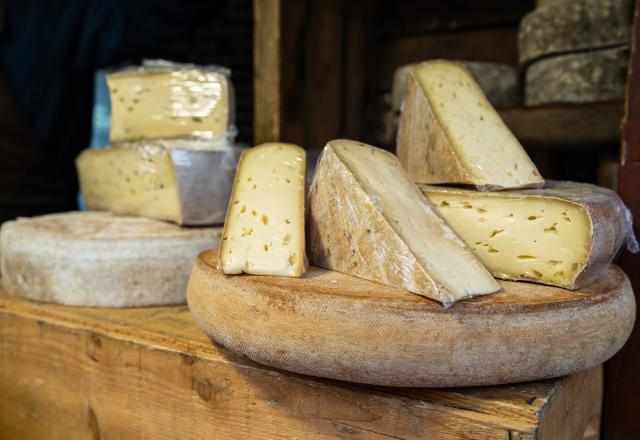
[188,250,635,388]
[0,289,603,440]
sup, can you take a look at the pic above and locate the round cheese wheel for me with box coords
[0,211,221,307]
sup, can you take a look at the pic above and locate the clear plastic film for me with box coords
[76,139,245,226]
[106,59,236,144]
[420,180,638,291]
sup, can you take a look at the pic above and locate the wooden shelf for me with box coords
[0,290,602,439]
[500,101,624,150]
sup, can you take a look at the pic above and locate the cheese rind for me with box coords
[307,140,499,305]
[0,211,221,307]
[525,46,629,106]
[420,181,633,289]
[219,143,306,277]
[397,60,543,191]
[519,0,633,65]
[107,61,234,143]
[76,142,241,225]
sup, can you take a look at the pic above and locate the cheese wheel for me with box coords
[0,212,221,307]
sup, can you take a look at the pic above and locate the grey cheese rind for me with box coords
[0,211,222,307]
[525,46,629,106]
[519,0,633,65]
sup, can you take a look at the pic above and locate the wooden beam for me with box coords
[602,1,640,438]
[253,0,281,143]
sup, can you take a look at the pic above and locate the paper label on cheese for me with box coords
[307,139,499,306]
[397,60,543,190]
[219,143,306,277]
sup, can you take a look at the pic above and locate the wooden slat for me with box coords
[253,0,281,143]
[500,101,624,149]
[603,2,640,439]
[0,292,602,439]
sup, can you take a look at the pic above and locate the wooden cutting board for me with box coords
[188,250,635,387]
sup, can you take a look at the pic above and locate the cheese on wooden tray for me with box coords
[397,60,543,191]
[307,139,500,306]
[219,143,306,277]
[421,181,635,289]
[107,60,235,143]
[76,141,241,225]
[0,211,221,307]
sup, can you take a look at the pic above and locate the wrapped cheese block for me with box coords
[397,60,543,190]
[76,140,242,225]
[0,211,222,307]
[307,139,499,306]
[519,0,633,65]
[107,59,236,144]
[420,181,637,289]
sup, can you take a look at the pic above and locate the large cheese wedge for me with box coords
[397,60,544,191]
[307,140,500,306]
[107,60,234,143]
[76,141,241,225]
[0,211,221,307]
[219,143,306,277]
[421,181,633,289]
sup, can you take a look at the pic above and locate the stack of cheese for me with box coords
[519,0,632,105]
[215,60,634,308]
[0,60,240,307]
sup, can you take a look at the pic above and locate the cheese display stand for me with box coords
[0,289,604,439]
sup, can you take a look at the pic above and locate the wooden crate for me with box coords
[0,291,602,439]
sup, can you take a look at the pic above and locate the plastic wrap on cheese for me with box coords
[107,59,236,145]
[76,139,244,225]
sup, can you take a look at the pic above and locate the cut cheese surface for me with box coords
[219,143,306,277]
[421,181,632,289]
[307,140,499,306]
[107,62,232,142]
[397,60,543,190]
[76,142,240,225]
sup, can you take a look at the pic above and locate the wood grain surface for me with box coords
[188,250,635,388]
[0,287,603,439]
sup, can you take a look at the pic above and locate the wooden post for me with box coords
[603,1,640,438]
[253,0,281,143]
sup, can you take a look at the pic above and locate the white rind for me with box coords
[0,211,221,307]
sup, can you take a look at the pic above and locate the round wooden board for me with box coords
[188,250,635,387]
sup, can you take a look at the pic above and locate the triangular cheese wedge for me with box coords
[219,143,306,277]
[397,60,544,191]
[307,139,500,306]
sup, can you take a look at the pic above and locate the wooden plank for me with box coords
[253,0,281,143]
[500,101,624,149]
[603,2,640,439]
[0,292,603,439]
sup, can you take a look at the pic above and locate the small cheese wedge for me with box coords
[421,181,633,289]
[76,141,241,225]
[107,61,233,142]
[397,60,544,190]
[307,139,500,306]
[219,143,306,277]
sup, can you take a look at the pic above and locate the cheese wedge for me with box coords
[107,61,233,142]
[421,181,633,289]
[76,141,241,226]
[397,60,544,190]
[0,211,221,307]
[307,140,499,306]
[219,143,306,277]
